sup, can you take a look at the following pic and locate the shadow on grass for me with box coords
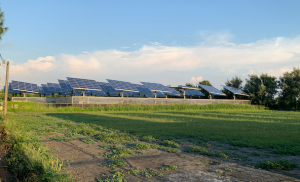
[45,113,300,151]
[45,112,300,180]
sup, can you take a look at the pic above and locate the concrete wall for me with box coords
[11,96,251,105]
[70,96,250,105]
[12,97,56,103]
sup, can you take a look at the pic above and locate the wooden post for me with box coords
[3,61,9,117]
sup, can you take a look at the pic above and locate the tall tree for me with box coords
[0,8,8,40]
[278,67,300,110]
[244,73,278,106]
[243,74,263,105]
[260,73,278,107]
[225,76,243,89]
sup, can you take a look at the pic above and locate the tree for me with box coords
[243,73,278,107]
[243,74,263,105]
[0,8,8,40]
[199,80,212,86]
[278,67,300,110]
[185,83,195,87]
[225,76,243,89]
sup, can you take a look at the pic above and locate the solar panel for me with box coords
[11,80,39,93]
[123,91,133,97]
[144,93,155,98]
[41,84,51,94]
[198,84,226,96]
[221,85,249,96]
[47,83,63,93]
[98,82,115,92]
[107,79,139,92]
[58,80,73,90]
[154,91,166,98]
[140,82,172,93]
[180,89,205,96]
[7,83,21,94]
[108,92,120,97]
[67,77,103,91]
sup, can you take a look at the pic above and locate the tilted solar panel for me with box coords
[107,79,139,92]
[11,80,39,93]
[67,77,103,91]
[180,89,205,96]
[198,84,226,96]
[140,82,172,93]
[47,83,63,93]
[58,80,73,90]
[98,82,115,92]
[221,85,249,96]
[41,84,50,93]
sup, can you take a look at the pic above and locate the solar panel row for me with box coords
[9,78,245,99]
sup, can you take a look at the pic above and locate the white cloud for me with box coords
[189,76,203,84]
[1,35,300,86]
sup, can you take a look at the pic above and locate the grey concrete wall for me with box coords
[12,97,56,103]
[11,96,251,105]
[65,96,251,105]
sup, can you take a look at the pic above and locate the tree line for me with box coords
[186,67,300,110]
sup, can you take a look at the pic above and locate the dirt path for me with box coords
[42,137,300,182]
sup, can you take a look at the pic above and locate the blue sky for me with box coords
[0,0,300,88]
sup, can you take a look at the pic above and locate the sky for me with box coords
[0,0,300,90]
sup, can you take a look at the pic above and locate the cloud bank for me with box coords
[1,35,300,86]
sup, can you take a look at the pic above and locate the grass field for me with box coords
[46,109,300,155]
[2,103,300,181]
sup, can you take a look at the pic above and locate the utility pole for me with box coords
[3,61,9,117]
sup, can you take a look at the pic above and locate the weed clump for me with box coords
[141,135,156,142]
[104,148,134,160]
[95,132,134,143]
[255,160,298,170]
[132,143,160,150]
[160,165,178,171]
[160,140,179,148]
[80,137,95,144]
[105,159,130,168]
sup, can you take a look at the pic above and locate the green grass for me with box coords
[255,160,298,170]
[2,103,300,180]
[1,113,71,181]
[43,109,300,155]
[7,102,261,112]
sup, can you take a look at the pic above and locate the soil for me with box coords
[42,137,300,182]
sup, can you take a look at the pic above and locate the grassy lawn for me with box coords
[47,109,300,155]
[2,103,300,181]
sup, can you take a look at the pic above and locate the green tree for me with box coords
[0,7,8,40]
[185,83,195,87]
[199,80,212,86]
[278,67,300,110]
[243,74,262,105]
[260,73,278,107]
[244,73,278,107]
[225,76,243,89]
